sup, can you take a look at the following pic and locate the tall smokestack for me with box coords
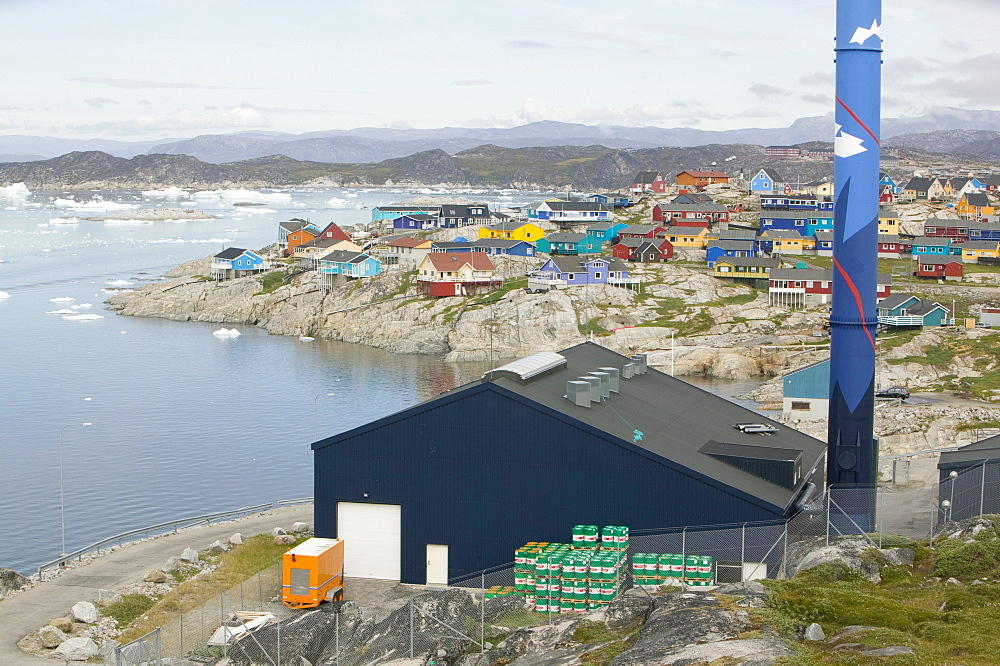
[827,0,882,494]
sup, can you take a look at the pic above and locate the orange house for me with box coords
[286,227,319,255]
[957,193,996,220]
[676,171,730,187]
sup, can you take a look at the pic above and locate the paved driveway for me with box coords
[0,504,312,665]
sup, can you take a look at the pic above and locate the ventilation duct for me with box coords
[630,354,648,374]
[598,367,620,393]
[622,363,635,380]
[565,381,592,407]
[590,371,611,399]
[578,376,603,403]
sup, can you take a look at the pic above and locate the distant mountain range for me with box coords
[2,107,1000,164]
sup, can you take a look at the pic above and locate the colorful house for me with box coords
[586,193,631,207]
[957,193,996,219]
[802,180,835,197]
[661,225,710,248]
[961,241,1000,263]
[618,224,666,240]
[317,250,382,286]
[469,239,537,257]
[758,214,834,236]
[812,230,834,256]
[767,269,891,308]
[782,360,831,421]
[391,213,438,230]
[878,234,901,258]
[705,240,757,268]
[759,194,831,211]
[416,252,501,297]
[316,222,352,243]
[651,203,730,226]
[438,204,491,228]
[749,168,784,194]
[371,205,441,222]
[529,256,638,290]
[294,238,363,264]
[879,173,902,195]
[915,256,963,281]
[713,257,781,284]
[210,248,268,280]
[279,219,322,244]
[535,232,603,256]
[534,201,612,223]
[987,175,1000,193]
[759,229,806,255]
[903,177,945,200]
[611,237,674,263]
[878,295,950,327]
[285,225,320,256]
[911,237,962,257]
[586,221,628,243]
[877,207,900,235]
[478,221,544,242]
[630,172,666,193]
[676,171,729,187]
[383,237,435,266]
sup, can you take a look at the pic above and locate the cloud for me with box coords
[940,38,971,52]
[84,97,119,108]
[451,79,494,87]
[711,49,738,59]
[800,93,832,105]
[0,116,12,129]
[731,107,782,119]
[505,40,548,49]
[494,98,715,127]
[67,77,272,91]
[66,106,270,135]
[748,84,787,100]
[798,71,834,87]
[893,53,1000,105]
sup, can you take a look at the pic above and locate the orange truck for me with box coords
[281,537,345,608]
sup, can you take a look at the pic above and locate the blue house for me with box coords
[782,360,830,421]
[469,239,536,257]
[911,237,961,256]
[966,221,1000,242]
[586,221,628,243]
[759,194,830,211]
[535,232,603,256]
[749,168,784,194]
[705,240,757,268]
[879,173,902,195]
[210,247,268,280]
[371,205,441,222]
[877,294,950,328]
[758,214,834,236]
[391,213,438,230]
[531,256,636,289]
[318,250,382,287]
[585,193,630,207]
[532,201,612,223]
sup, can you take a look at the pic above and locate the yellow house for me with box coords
[803,181,834,196]
[878,207,900,235]
[662,225,709,248]
[478,221,545,242]
[713,256,781,280]
[961,241,1000,263]
[957,193,996,219]
[761,229,805,255]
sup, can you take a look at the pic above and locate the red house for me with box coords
[317,222,352,242]
[617,224,666,239]
[416,252,502,297]
[611,237,674,263]
[879,185,894,204]
[651,203,729,226]
[769,268,891,307]
[877,234,901,258]
[916,256,963,281]
[630,171,666,194]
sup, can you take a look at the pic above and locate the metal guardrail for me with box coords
[36,497,313,575]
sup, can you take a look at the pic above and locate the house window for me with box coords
[791,401,811,411]
[795,220,804,226]
[594,272,602,279]
[568,274,575,280]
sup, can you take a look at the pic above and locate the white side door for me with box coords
[426,544,449,587]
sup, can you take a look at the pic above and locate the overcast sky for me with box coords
[1,0,996,140]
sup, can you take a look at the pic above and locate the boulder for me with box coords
[229,533,245,546]
[881,548,915,567]
[0,567,28,595]
[97,639,121,664]
[71,601,99,624]
[53,637,99,661]
[482,592,528,623]
[792,539,884,583]
[96,589,122,607]
[291,522,311,533]
[716,580,770,607]
[38,625,68,648]
[605,589,655,631]
[208,540,229,553]
[49,617,74,633]
[144,570,169,584]
[161,556,183,573]
[272,527,287,536]
[229,603,341,666]
[610,637,793,665]
[945,517,994,541]
[180,547,200,562]
[946,577,963,586]
[804,623,825,641]
[274,534,296,545]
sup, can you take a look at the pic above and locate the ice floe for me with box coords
[0,183,30,199]
[213,328,242,337]
[49,217,80,224]
[191,189,292,204]
[62,313,104,321]
[0,290,10,299]
[106,280,135,287]
[298,336,315,341]
[145,237,234,245]
[70,303,93,309]
[54,198,136,213]
[47,309,76,314]
[142,187,188,199]
[50,296,76,302]
[327,197,351,208]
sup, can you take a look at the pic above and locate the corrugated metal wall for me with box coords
[314,385,789,584]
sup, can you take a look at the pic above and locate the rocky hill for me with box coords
[885,129,1000,160]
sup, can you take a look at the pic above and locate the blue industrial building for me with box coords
[312,343,826,584]
[782,360,830,422]
[938,437,1000,521]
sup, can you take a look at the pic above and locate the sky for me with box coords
[0,0,997,141]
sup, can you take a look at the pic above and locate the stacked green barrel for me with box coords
[513,525,630,614]
[631,552,714,586]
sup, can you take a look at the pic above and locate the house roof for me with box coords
[620,224,660,235]
[708,240,755,251]
[987,174,1000,187]
[906,177,933,191]
[763,229,805,240]
[633,171,662,183]
[543,232,588,243]
[878,234,900,243]
[215,247,249,260]
[939,435,1000,467]
[664,225,708,235]
[375,205,441,212]
[962,241,999,251]
[672,193,714,203]
[714,229,756,241]
[912,236,953,246]
[917,255,961,266]
[423,252,495,272]
[656,203,729,213]
[319,249,371,264]
[965,192,991,207]
[279,220,313,232]
[432,241,475,249]
[548,255,628,274]
[878,293,919,311]
[770,268,831,282]
[394,213,437,222]
[484,221,532,231]
[615,237,649,248]
[678,171,729,178]
[587,221,623,231]
[543,201,610,212]
[757,168,784,182]
[813,230,834,241]
[440,204,491,217]
[716,257,782,268]
[878,207,899,218]
[906,298,949,315]
[471,239,531,249]
[387,237,434,249]
[965,220,1000,231]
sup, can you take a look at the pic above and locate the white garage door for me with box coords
[337,502,401,580]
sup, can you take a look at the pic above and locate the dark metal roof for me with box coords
[939,435,1000,467]
[215,247,249,259]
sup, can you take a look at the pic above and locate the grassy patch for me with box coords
[101,593,158,626]
[581,633,637,665]
[579,317,612,337]
[253,270,289,296]
[384,270,418,298]
[886,344,955,366]
[118,534,303,642]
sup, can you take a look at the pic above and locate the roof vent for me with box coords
[622,363,635,380]
[565,381,592,407]
[578,376,603,402]
[590,371,611,399]
[700,440,804,489]
[598,367,620,393]
[630,354,648,374]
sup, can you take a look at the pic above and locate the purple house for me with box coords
[528,255,639,291]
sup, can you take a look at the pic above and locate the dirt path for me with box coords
[0,504,312,665]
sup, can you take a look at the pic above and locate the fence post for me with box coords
[681,528,687,586]
[335,609,340,666]
[221,592,227,659]
[258,571,264,607]
[981,461,987,518]
[782,520,788,579]
[481,572,485,653]
[409,595,414,658]
[277,607,281,666]
[740,523,746,581]
[876,487,883,549]
[240,578,245,609]
[825,490,832,546]
[155,627,161,665]
[179,607,183,659]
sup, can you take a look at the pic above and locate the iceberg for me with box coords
[50,297,76,302]
[62,314,104,321]
[47,309,76,314]
[70,303,93,309]
[212,328,242,337]
[50,217,80,224]
[54,198,136,213]
[0,183,30,199]
[191,189,292,204]
[326,197,351,208]
[106,280,135,287]
[142,187,188,199]
[0,290,10,299]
